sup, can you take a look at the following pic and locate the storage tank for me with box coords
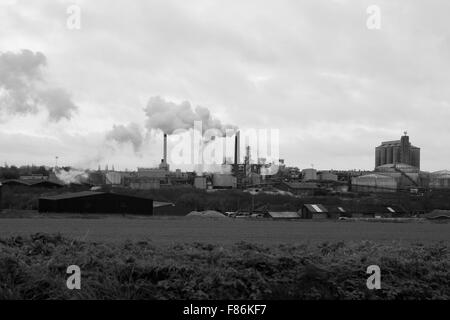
[302,168,317,181]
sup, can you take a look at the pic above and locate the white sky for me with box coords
[1,0,449,171]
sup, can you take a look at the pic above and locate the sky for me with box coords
[0,0,449,172]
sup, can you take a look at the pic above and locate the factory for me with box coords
[375,132,420,169]
[352,133,428,193]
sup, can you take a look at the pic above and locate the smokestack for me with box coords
[164,133,167,164]
[234,131,240,165]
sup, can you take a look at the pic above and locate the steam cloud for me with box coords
[144,96,236,135]
[0,49,78,121]
[54,168,88,185]
[106,122,144,152]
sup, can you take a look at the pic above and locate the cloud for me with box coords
[106,122,144,152]
[144,96,236,135]
[0,49,78,121]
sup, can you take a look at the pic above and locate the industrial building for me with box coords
[39,191,154,215]
[351,173,397,193]
[430,170,450,189]
[375,133,420,169]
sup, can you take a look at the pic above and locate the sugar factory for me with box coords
[1,130,450,219]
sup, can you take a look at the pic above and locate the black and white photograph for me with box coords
[0,0,449,309]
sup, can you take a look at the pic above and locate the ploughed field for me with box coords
[0,215,449,243]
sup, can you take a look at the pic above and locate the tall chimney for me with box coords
[163,133,168,165]
[234,131,240,165]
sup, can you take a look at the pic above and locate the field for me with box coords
[0,215,449,244]
[0,214,449,299]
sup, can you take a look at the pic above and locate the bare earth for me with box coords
[0,216,449,244]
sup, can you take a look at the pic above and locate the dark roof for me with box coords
[1,179,63,187]
[303,204,328,213]
[40,191,105,200]
[40,191,153,201]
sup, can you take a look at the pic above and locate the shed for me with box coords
[300,204,329,219]
[39,191,153,215]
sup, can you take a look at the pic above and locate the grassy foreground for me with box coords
[0,233,449,300]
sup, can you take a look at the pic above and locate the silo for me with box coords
[386,146,393,164]
[380,146,386,165]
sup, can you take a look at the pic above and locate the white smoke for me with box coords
[55,168,88,185]
[144,96,236,135]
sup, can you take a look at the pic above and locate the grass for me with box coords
[0,233,449,300]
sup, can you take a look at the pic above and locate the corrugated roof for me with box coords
[268,211,301,218]
[304,204,328,213]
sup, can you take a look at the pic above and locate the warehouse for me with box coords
[39,191,154,215]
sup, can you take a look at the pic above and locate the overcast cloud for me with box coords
[0,0,449,171]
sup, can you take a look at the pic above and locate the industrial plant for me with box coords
[1,131,450,219]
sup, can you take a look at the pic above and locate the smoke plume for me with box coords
[54,168,88,185]
[144,96,236,135]
[106,122,144,152]
[0,49,78,121]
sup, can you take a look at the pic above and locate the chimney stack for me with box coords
[163,133,167,165]
[234,131,240,165]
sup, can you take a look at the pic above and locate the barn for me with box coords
[39,191,154,215]
[300,204,329,219]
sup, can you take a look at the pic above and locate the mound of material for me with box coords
[187,210,227,218]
